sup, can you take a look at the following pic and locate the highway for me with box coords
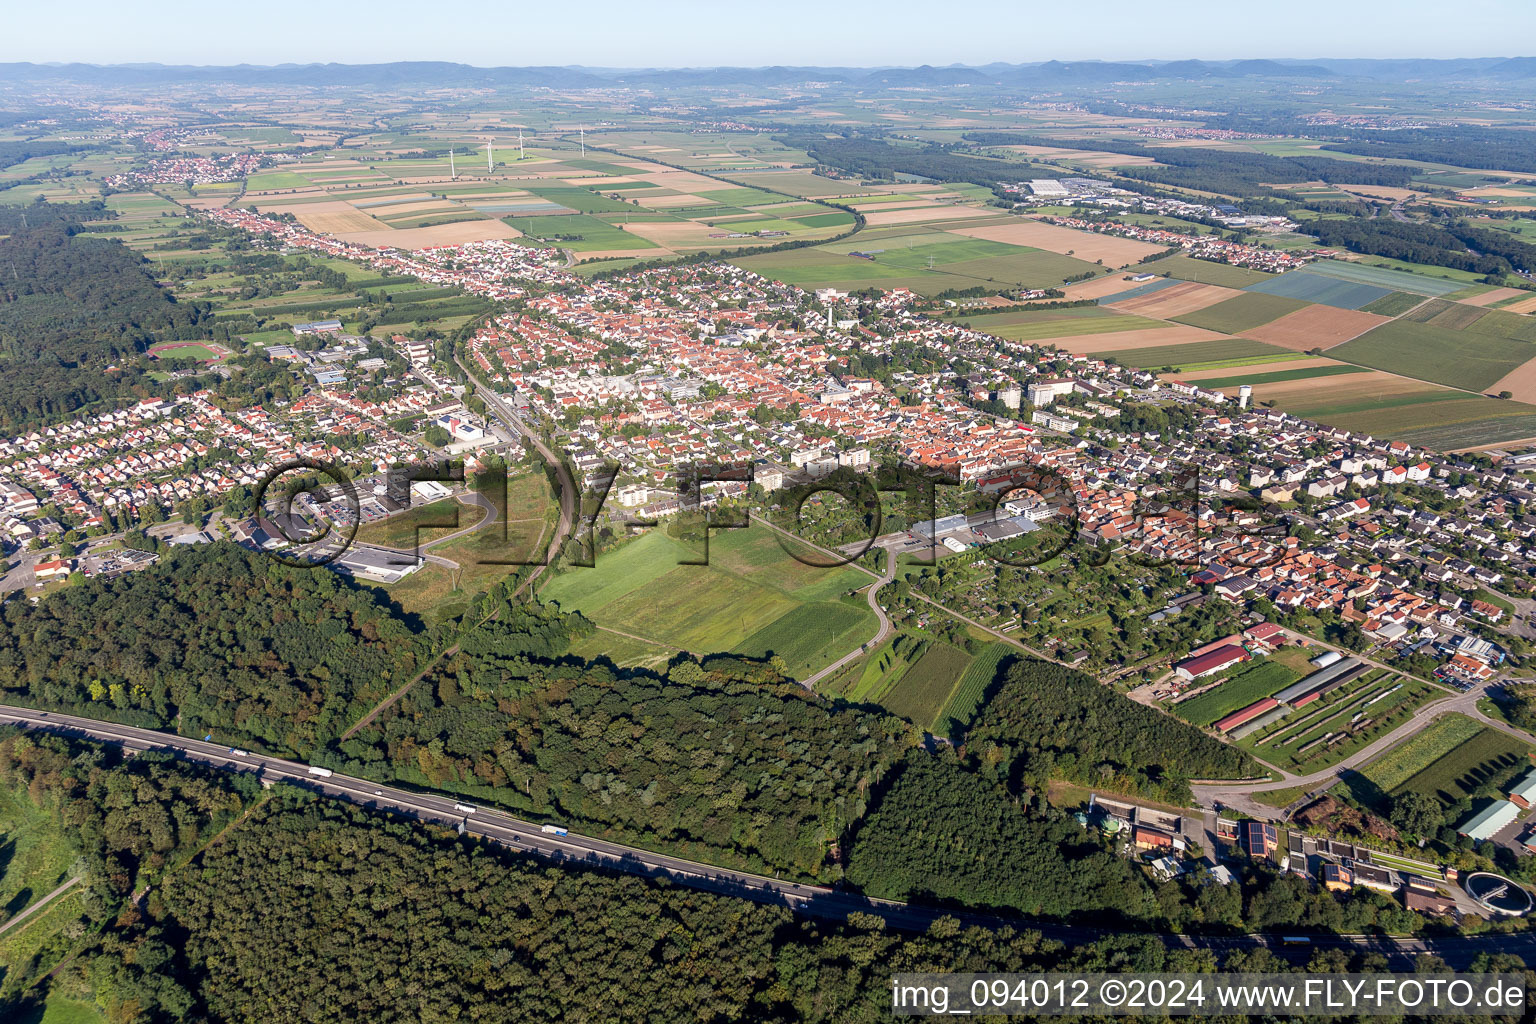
[5,702,1536,969]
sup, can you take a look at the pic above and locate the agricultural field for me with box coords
[1243,269,1394,310]
[878,643,975,728]
[1287,259,1467,297]
[1173,292,1310,334]
[1374,718,1535,808]
[1152,255,1276,288]
[934,642,1014,737]
[1330,320,1536,392]
[1360,291,1426,317]
[1168,658,1301,728]
[539,526,878,679]
[1236,671,1438,772]
[1089,337,1293,369]
[1358,715,1484,794]
[1240,305,1392,351]
[948,307,1164,342]
[733,232,1100,295]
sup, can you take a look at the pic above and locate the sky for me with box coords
[10,0,1536,68]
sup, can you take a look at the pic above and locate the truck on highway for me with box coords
[229,749,250,757]
[307,766,334,778]
[453,803,477,815]
[541,824,569,837]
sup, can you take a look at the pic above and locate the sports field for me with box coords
[539,526,878,679]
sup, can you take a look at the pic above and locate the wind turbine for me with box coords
[580,127,585,157]
[486,138,494,173]
[449,148,456,179]
[518,127,525,160]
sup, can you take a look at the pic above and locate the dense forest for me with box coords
[784,135,1030,189]
[964,133,1417,197]
[0,544,430,750]
[341,630,916,877]
[0,142,75,171]
[847,752,1153,918]
[7,731,1523,1023]
[1308,217,1536,276]
[0,202,213,431]
[1321,127,1536,176]
[965,660,1259,802]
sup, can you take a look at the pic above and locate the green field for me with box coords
[880,643,974,729]
[935,642,1013,736]
[244,170,316,191]
[1330,320,1536,392]
[1093,337,1292,369]
[1186,363,1370,390]
[502,213,659,251]
[1153,255,1276,288]
[1170,660,1301,727]
[0,786,75,930]
[540,526,876,678]
[1173,292,1310,334]
[1360,291,1425,317]
[735,237,1099,296]
[957,311,1164,342]
[1390,722,1534,807]
[1363,716,1487,793]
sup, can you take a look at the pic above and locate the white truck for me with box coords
[229,749,251,758]
[453,803,477,815]
[541,824,569,837]
[307,766,334,778]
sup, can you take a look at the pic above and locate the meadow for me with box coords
[539,526,877,679]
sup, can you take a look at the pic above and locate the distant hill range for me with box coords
[2,57,1536,89]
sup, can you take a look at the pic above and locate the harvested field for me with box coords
[1337,186,1425,201]
[948,219,1162,267]
[1062,275,1152,301]
[1241,305,1393,351]
[1106,281,1242,318]
[1050,325,1230,354]
[863,205,1000,227]
[1488,354,1536,404]
[1461,286,1531,308]
[337,219,523,248]
[636,193,709,208]
[1504,296,1536,315]
[1258,371,1449,409]
[1166,356,1344,382]
[293,202,392,234]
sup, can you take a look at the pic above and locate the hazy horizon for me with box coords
[8,0,1536,70]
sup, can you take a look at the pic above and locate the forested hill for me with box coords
[0,201,211,432]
